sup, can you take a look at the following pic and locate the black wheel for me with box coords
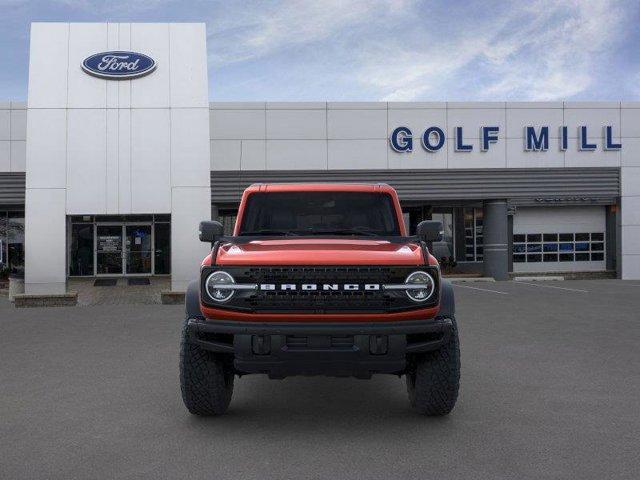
[179,318,234,416]
[406,317,460,416]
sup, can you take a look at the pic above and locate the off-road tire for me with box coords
[179,319,234,416]
[406,317,460,415]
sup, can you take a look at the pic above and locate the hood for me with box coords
[215,238,424,266]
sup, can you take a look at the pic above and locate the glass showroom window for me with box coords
[0,212,7,275]
[69,222,95,276]
[463,208,483,262]
[154,217,171,275]
[431,210,455,262]
[218,209,238,235]
[4,212,25,275]
[513,232,605,263]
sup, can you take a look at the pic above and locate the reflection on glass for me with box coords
[97,225,123,275]
[431,212,454,261]
[154,223,171,274]
[7,212,25,274]
[70,224,94,276]
[126,225,152,274]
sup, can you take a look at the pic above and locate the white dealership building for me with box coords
[1,22,640,296]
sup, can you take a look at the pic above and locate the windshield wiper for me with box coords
[240,229,300,236]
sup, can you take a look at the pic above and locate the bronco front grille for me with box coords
[200,265,439,313]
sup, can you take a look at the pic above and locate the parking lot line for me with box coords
[453,284,509,295]
[514,281,589,293]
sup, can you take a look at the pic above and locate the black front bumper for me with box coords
[186,317,453,379]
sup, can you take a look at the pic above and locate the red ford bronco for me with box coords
[180,183,460,415]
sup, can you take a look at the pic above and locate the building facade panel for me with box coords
[24,188,66,293]
[66,108,108,214]
[10,142,26,172]
[240,140,266,170]
[168,23,209,108]
[621,107,640,138]
[25,109,67,188]
[266,140,328,170]
[505,138,565,168]
[130,23,171,109]
[0,142,9,171]
[130,108,172,213]
[621,138,640,167]
[210,109,265,140]
[27,23,69,108]
[266,109,327,140]
[22,22,210,293]
[0,103,27,173]
[0,109,10,141]
[563,105,621,139]
[170,108,211,187]
[505,107,564,138]
[327,109,387,139]
[328,140,387,169]
[211,140,241,170]
[67,23,108,109]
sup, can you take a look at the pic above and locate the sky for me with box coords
[1,0,639,102]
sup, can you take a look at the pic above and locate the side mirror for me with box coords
[416,220,443,242]
[199,220,224,243]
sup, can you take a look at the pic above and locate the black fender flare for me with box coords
[438,279,455,319]
[185,280,204,319]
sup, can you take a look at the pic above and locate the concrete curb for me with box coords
[14,292,78,308]
[514,276,565,282]
[445,277,496,283]
[161,291,185,305]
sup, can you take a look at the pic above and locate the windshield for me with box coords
[238,191,401,236]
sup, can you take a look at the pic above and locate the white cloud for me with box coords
[358,0,627,101]
[208,0,412,66]
[208,0,629,101]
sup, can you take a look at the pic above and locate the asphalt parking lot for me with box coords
[1,280,639,480]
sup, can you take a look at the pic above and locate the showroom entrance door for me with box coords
[125,225,152,275]
[95,224,153,276]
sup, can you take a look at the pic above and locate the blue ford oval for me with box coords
[82,51,156,79]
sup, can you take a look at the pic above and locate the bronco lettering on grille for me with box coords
[259,284,381,291]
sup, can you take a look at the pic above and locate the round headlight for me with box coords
[405,271,435,302]
[205,271,235,302]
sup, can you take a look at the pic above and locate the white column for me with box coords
[621,104,640,279]
[621,166,640,279]
[25,189,66,294]
[171,187,211,291]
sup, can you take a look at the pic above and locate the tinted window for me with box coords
[239,192,400,236]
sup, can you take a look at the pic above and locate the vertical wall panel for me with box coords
[169,23,208,108]
[130,108,171,212]
[27,23,69,108]
[106,23,119,108]
[118,23,132,109]
[66,109,107,214]
[117,109,132,213]
[171,108,210,187]
[67,23,108,109]
[25,109,67,189]
[25,188,66,294]
[130,23,170,108]
[106,108,119,212]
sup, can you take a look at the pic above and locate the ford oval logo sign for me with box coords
[82,51,156,80]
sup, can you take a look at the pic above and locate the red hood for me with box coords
[214,238,425,266]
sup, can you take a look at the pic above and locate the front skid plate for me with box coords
[186,318,452,378]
